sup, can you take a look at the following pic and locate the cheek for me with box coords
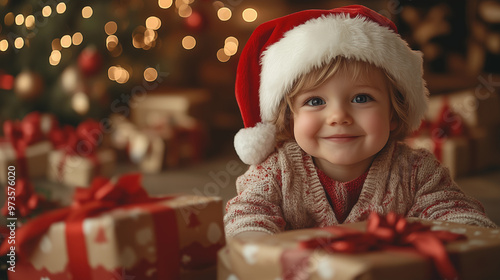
[293,113,321,138]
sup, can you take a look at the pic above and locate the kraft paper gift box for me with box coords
[218,215,500,280]
[405,135,470,178]
[426,89,500,128]
[0,140,52,183]
[47,148,116,187]
[130,88,211,128]
[3,174,226,280]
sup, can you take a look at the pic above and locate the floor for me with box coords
[2,146,500,227]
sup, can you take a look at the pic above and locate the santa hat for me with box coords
[234,5,429,165]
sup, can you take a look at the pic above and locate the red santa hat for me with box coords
[234,5,429,165]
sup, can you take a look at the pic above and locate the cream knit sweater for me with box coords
[224,141,497,237]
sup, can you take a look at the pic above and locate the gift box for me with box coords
[0,140,52,183]
[0,112,58,183]
[47,119,116,187]
[426,89,500,129]
[130,88,211,128]
[111,114,207,173]
[219,214,500,280]
[1,174,226,280]
[47,148,116,187]
[406,125,499,178]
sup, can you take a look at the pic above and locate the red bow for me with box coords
[51,119,102,156]
[285,212,465,280]
[1,179,44,218]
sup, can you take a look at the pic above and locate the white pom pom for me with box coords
[234,122,276,165]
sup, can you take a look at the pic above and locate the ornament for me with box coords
[78,46,103,77]
[61,66,83,94]
[184,10,206,32]
[14,70,44,100]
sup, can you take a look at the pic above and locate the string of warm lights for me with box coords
[0,0,260,83]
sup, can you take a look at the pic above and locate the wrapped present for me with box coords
[0,173,226,280]
[220,213,500,280]
[0,112,57,183]
[406,97,500,177]
[406,135,470,178]
[130,88,211,128]
[426,89,500,128]
[111,114,207,173]
[47,119,116,187]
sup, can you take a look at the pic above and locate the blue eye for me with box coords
[305,97,325,106]
[352,94,373,103]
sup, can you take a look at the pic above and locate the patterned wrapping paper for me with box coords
[47,148,116,187]
[7,193,225,280]
[219,218,500,280]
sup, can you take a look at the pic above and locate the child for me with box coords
[225,5,497,238]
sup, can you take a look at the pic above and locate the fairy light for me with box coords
[146,16,161,30]
[14,37,24,49]
[108,66,130,84]
[15,14,24,25]
[144,67,158,82]
[178,4,192,18]
[82,6,93,19]
[56,2,67,14]
[25,15,35,29]
[143,29,157,46]
[224,41,238,56]
[105,21,117,35]
[51,38,61,50]
[0,39,8,52]
[60,35,72,48]
[49,50,61,66]
[106,35,119,50]
[72,32,83,45]
[217,48,229,62]
[217,7,232,21]
[72,92,90,115]
[158,0,173,9]
[42,6,52,17]
[242,8,258,22]
[182,35,196,50]
[4,13,14,26]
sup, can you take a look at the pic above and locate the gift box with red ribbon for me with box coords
[0,112,57,183]
[219,213,500,280]
[405,94,500,178]
[111,114,207,173]
[0,173,225,280]
[47,119,116,187]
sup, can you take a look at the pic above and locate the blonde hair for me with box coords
[273,57,410,143]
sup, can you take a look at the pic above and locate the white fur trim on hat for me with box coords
[259,14,428,131]
[234,122,276,165]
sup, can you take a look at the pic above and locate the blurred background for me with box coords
[0,0,499,224]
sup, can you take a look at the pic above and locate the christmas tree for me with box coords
[0,0,254,128]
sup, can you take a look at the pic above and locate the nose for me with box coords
[326,106,353,125]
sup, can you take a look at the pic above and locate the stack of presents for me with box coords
[0,89,499,279]
[405,87,500,178]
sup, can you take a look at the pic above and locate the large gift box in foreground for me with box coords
[1,174,225,280]
[219,214,500,280]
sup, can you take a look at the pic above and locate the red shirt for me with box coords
[316,168,368,223]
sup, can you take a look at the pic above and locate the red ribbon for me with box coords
[1,179,44,218]
[55,119,102,182]
[0,173,180,280]
[282,212,466,280]
[415,98,465,162]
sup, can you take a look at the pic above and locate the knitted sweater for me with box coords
[224,141,497,237]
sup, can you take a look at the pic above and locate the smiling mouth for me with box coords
[322,135,360,142]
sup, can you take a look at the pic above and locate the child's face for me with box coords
[291,64,395,177]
